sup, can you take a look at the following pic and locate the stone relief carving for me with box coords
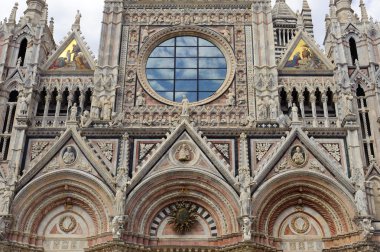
[176,143,193,162]
[214,143,230,161]
[256,143,272,161]
[290,146,307,166]
[291,215,310,234]
[59,215,77,233]
[31,142,50,161]
[139,143,157,162]
[97,142,114,161]
[322,143,341,162]
[62,146,77,165]
[355,185,369,216]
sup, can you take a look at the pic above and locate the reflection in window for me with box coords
[146,36,227,102]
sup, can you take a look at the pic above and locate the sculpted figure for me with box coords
[136,91,145,107]
[109,112,124,128]
[361,218,374,239]
[80,110,90,127]
[291,103,299,122]
[292,147,305,165]
[142,26,156,43]
[102,100,112,120]
[62,146,76,164]
[18,93,28,116]
[112,215,126,239]
[242,217,251,241]
[222,26,231,43]
[0,186,13,215]
[177,144,192,162]
[69,103,78,121]
[355,185,369,216]
[226,89,235,106]
[236,166,254,217]
[115,181,130,216]
[181,95,190,116]
[74,10,81,25]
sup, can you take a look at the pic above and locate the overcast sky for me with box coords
[0,0,379,57]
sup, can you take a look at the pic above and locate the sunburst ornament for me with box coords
[168,202,198,234]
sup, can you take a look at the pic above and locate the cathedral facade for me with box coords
[1,0,380,251]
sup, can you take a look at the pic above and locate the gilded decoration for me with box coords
[136,26,237,107]
[168,202,198,234]
[49,39,91,71]
[284,39,327,70]
[59,215,77,233]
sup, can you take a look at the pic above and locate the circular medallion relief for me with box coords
[170,140,199,166]
[137,26,237,107]
[291,215,310,234]
[59,215,77,233]
[290,145,307,167]
[61,146,77,165]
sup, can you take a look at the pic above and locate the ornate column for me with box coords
[0,91,10,132]
[310,93,317,127]
[79,89,85,113]
[299,93,305,119]
[54,93,62,127]
[334,95,341,127]
[66,91,74,121]
[287,91,292,110]
[322,94,329,127]
[4,103,15,134]
[42,92,51,127]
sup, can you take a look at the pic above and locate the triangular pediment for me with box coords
[278,31,334,72]
[18,128,115,191]
[365,161,380,180]
[127,120,238,194]
[42,30,96,72]
[253,127,355,193]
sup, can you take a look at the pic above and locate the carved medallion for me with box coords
[168,202,198,234]
[61,146,77,165]
[59,215,77,233]
[290,145,307,167]
[175,143,193,162]
[291,216,310,234]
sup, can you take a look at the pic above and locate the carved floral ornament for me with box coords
[59,215,77,233]
[136,26,237,107]
[291,215,310,234]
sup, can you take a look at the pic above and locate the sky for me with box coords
[0,0,379,58]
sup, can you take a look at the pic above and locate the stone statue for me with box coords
[112,215,126,239]
[141,26,155,43]
[136,91,145,107]
[0,216,12,241]
[109,112,124,128]
[270,98,278,120]
[80,110,90,127]
[236,166,255,217]
[115,181,130,216]
[62,146,76,165]
[291,103,299,122]
[91,96,100,119]
[177,143,192,162]
[242,217,251,241]
[292,147,305,165]
[361,218,374,239]
[0,186,13,215]
[74,10,81,25]
[346,93,355,115]
[181,95,189,116]
[226,89,235,106]
[355,185,369,216]
[102,100,112,120]
[18,93,28,116]
[69,103,78,121]
[16,57,22,68]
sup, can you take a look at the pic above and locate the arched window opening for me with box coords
[373,180,380,220]
[48,89,58,116]
[60,88,70,116]
[326,88,336,117]
[349,38,359,65]
[83,88,92,112]
[291,88,300,115]
[36,89,47,116]
[17,38,28,66]
[73,88,81,113]
[8,90,19,102]
[2,90,19,134]
[303,89,312,117]
[279,88,288,114]
[315,88,324,117]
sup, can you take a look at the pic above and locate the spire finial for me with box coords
[9,2,18,24]
[360,0,369,22]
[49,17,54,35]
[71,10,81,31]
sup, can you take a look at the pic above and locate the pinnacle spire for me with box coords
[359,0,369,22]
[9,2,19,24]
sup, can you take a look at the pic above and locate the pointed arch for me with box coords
[349,37,358,65]
[17,38,28,66]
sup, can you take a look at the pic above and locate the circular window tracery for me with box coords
[146,36,227,103]
[137,26,237,106]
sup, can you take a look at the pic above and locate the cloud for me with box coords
[0,0,379,57]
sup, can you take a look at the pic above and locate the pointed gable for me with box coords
[278,31,334,73]
[253,127,355,194]
[126,120,238,194]
[42,30,96,72]
[18,128,115,190]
